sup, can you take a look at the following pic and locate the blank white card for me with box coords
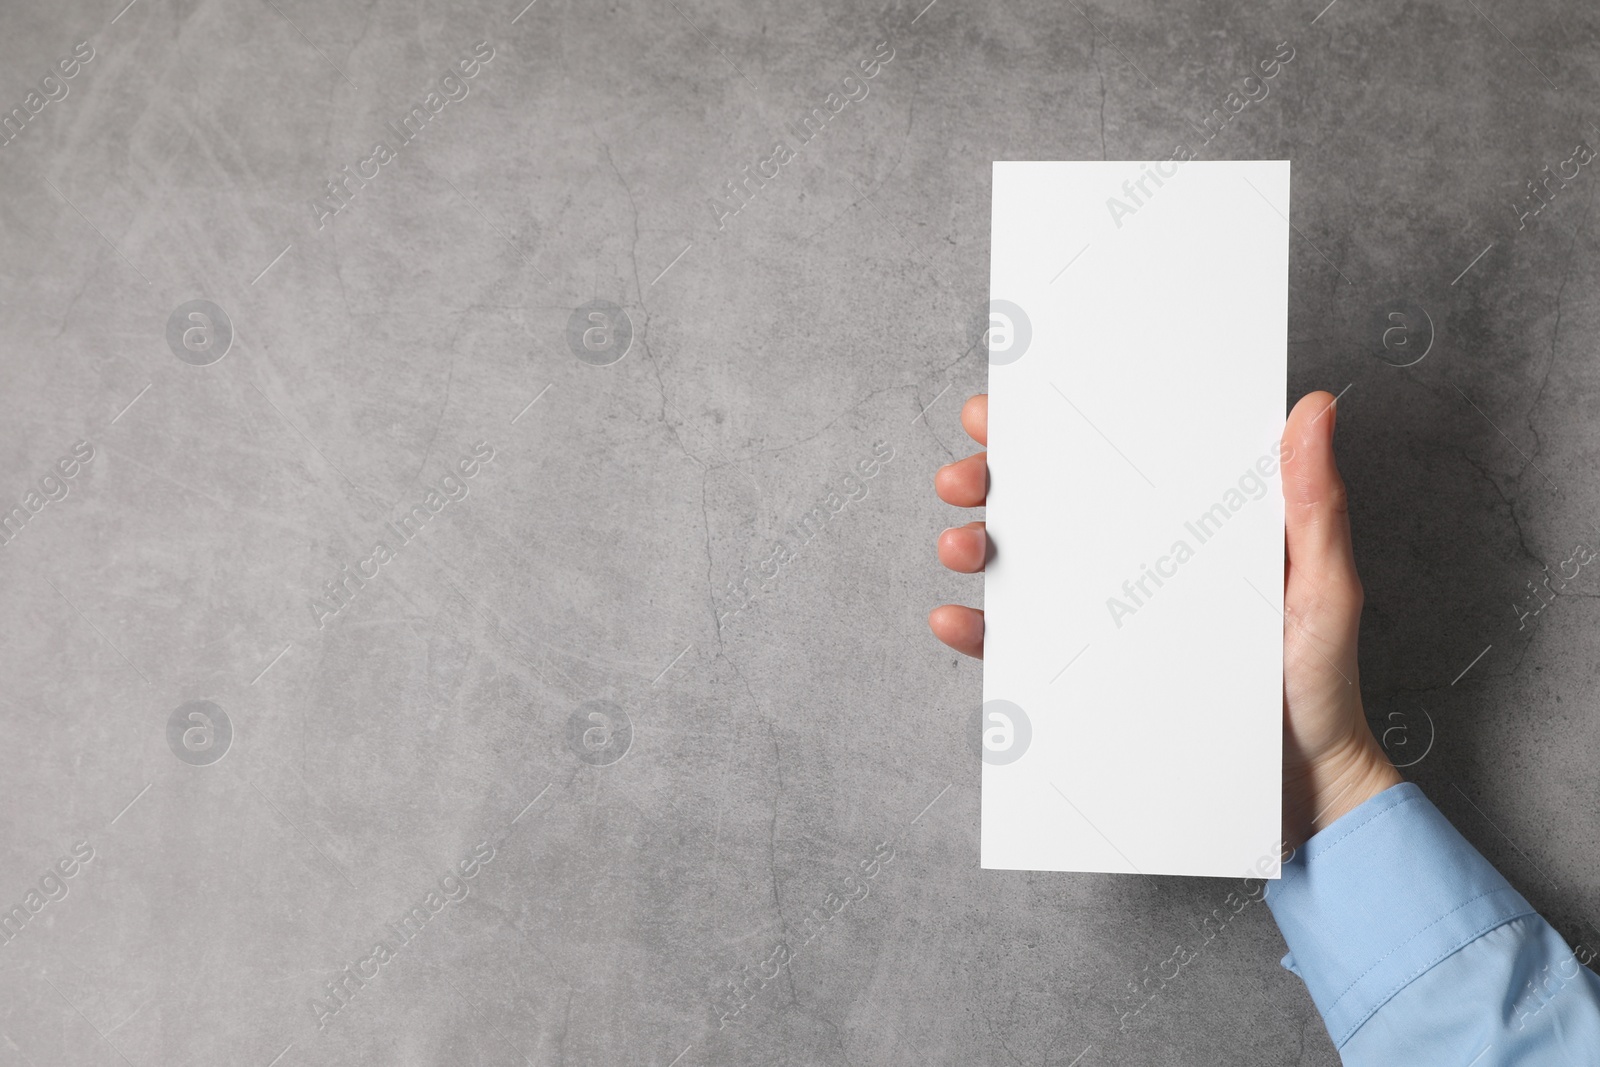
[981,161,1288,879]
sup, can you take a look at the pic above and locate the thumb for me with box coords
[1282,391,1360,593]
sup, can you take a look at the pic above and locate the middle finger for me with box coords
[937,521,987,573]
[935,452,987,507]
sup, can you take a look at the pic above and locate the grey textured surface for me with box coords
[2,0,1597,1064]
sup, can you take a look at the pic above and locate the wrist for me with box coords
[1283,732,1402,850]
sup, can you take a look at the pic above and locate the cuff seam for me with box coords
[1302,788,1424,864]
[1327,886,1522,1010]
[1332,904,1535,1047]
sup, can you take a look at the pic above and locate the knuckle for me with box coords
[1327,477,1351,516]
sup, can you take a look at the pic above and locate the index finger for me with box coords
[962,394,987,447]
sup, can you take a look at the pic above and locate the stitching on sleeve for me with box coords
[1304,789,1424,862]
[1332,909,1537,1048]
[1326,887,1530,1011]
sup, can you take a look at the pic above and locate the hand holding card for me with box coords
[931,161,1400,878]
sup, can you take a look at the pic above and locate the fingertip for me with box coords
[934,452,988,507]
[933,464,958,506]
[1282,390,1358,578]
[1285,390,1337,463]
[937,522,987,572]
[961,394,988,447]
[1282,391,1342,506]
[928,604,985,658]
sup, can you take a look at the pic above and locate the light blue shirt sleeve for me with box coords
[1264,781,1600,1065]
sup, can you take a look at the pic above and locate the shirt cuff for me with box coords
[1264,781,1538,1048]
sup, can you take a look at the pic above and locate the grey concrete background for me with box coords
[1,0,1597,1064]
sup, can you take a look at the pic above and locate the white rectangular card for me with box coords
[981,160,1288,879]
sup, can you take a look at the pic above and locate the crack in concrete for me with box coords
[1092,34,1108,161]
[1524,177,1596,462]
